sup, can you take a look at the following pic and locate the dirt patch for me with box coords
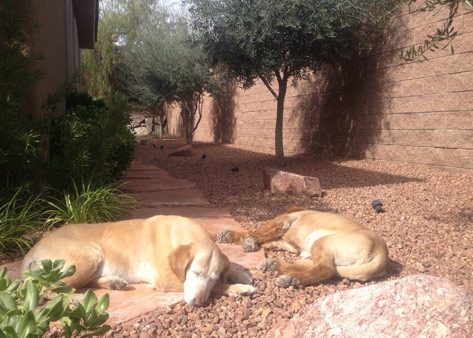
[71,138,473,336]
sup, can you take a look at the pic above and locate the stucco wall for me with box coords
[168,3,473,173]
[29,0,68,117]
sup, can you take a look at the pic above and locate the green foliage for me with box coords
[187,0,399,165]
[81,0,159,100]
[0,0,43,195]
[45,178,136,226]
[48,91,135,190]
[0,259,110,337]
[119,2,218,144]
[400,0,473,61]
[188,0,397,88]
[0,1,136,259]
[0,189,45,259]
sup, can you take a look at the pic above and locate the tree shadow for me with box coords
[282,159,424,190]
[294,60,385,158]
[293,19,407,160]
[210,81,237,143]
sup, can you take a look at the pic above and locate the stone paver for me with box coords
[121,178,196,193]
[1,161,263,326]
[133,189,211,207]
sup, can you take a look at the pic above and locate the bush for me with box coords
[0,259,110,337]
[47,91,135,191]
[0,0,43,198]
[45,178,136,226]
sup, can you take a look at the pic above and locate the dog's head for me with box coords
[168,243,230,307]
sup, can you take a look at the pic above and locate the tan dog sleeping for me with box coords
[218,207,389,288]
[22,215,256,306]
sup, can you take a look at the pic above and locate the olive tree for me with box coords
[187,0,398,166]
[400,0,473,61]
[119,5,217,144]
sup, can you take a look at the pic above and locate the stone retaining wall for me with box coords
[167,3,473,173]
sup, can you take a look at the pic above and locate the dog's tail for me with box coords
[335,244,389,281]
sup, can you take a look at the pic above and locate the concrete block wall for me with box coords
[168,2,473,173]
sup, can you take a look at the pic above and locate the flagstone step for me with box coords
[121,178,196,193]
[134,189,210,207]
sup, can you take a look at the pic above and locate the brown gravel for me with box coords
[102,138,473,336]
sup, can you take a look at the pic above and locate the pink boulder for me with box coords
[263,168,321,197]
[268,274,473,338]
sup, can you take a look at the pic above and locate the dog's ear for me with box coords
[225,262,253,285]
[287,206,307,214]
[219,253,231,283]
[168,244,194,282]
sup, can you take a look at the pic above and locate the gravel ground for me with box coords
[64,138,473,337]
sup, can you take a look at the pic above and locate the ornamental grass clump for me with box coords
[45,178,136,226]
[0,189,45,259]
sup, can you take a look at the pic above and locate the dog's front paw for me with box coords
[217,230,233,243]
[239,285,257,296]
[275,275,300,288]
[110,277,129,290]
[243,236,259,252]
[229,284,257,296]
[260,258,279,272]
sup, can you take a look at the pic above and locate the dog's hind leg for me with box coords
[217,229,250,245]
[23,238,106,289]
[218,213,299,252]
[263,253,336,288]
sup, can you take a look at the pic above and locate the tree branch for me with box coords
[192,93,203,133]
[260,75,278,99]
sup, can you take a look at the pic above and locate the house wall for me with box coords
[29,0,68,117]
[168,3,473,174]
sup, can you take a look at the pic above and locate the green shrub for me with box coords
[0,188,45,259]
[0,259,110,338]
[45,178,136,226]
[0,0,43,197]
[47,91,135,191]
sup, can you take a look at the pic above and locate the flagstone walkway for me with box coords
[2,161,263,326]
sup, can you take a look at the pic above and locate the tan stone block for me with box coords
[422,112,447,130]
[424,72,472,95]
[401,113,424,129]
[457,130,473,149]
[433,148,473,169]
[446,111,473,129]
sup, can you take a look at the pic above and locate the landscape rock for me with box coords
[133,126,148,136]
[168,144,193,157]
[263,167,321,197]
[130,115,145,127]
[268,274,473,338]
[145,117,155,134]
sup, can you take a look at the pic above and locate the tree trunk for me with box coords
[275,76,288,167]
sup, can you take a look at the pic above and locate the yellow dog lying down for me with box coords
[22,215,256,306]
[218,206,389,287]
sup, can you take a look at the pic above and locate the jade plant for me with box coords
[0,259,110,337]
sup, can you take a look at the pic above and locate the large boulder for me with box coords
[263,168,321,197]
[268,274,473,338]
